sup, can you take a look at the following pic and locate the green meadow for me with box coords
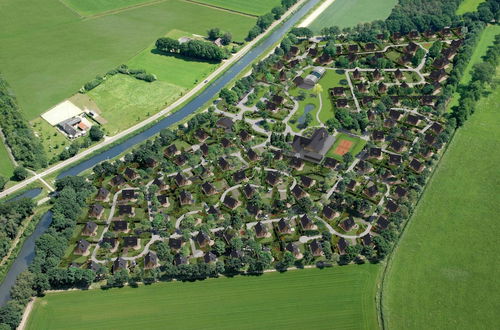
[193,0,282,16]
[307,0,397,33]
[0,0,255,120]
[383,71,500,329]
[87,75,183,135]
[27,265,380,330]
[456,0,487,15]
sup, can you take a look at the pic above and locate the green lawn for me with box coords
[318,70,344,123]
[307,0,397,33]
[27,265,380,330]
[449,25,500,108]
[60,0,159,16]
[456,0,486,14]
[0,141,15,178]
[0,0,255,120]
[87,75,183,135]
[31,118,71,161]
[383,71,500,329]
[193,0,282,16]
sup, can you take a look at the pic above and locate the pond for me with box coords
[297,103,315,126]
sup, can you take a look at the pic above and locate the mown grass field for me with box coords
[307,0,397,33]
[87,75,183,135]
[0,0,255,120]
[383,71,500,329]
[193,0,282,16]
[27,265,380,330]
[456,0,486,15]
[0,142,15,178]
[60,0,159,16]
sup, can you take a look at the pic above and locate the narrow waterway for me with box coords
[0,0,321,306]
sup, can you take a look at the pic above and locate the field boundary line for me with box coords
[57,0,84,18]
[182,0,258,18]
[76,0,170,20]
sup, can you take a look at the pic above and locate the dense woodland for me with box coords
[155,38,229,62]
[0,78,47,171]
[0,0,499,328]
[0,199,35,262]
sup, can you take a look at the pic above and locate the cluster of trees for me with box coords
[219,74,256,105]
[246,0,299,40]
[0,177,94,329]
[82,64,156,92]
[0,199,35,263]
[452,33,500,125]
[155,37,228,62]
[207,28,232,45]
[0,77,47,170]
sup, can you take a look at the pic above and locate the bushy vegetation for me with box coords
[155,37,229,62]
[0,77,47,170]
[0,199,35,263]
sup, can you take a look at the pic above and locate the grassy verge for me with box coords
[0,141,15,178]
[27,265,380,330]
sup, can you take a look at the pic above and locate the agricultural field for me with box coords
[61,0,159,16]
[27,265,380,330]
[87,75,183,135]
[0,0,256,120]
[456,0,487,15]
[193,0,282,16]
[383,72,500,329]
[307,0,398,33]
[0,142,15,178]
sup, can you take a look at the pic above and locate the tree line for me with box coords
[0,77,47,170]
[246,0,299,41]
[155,37,229,62]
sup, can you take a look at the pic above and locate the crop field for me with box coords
[27,265,380,330]
[87,75,183,135]
[383,71,500,329]
[307,0,397,33]
[60,0,159,16]
[456,0,486,14]
[0,0,256,120]
[0,142,15,178]
[192,0,282,16]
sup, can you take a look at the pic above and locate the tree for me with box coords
[271,6,285,19]
[0,302,22,329]
[207,28,221,40]
[472,62,495,85]
[342,152,354,165]
[13,167,28,181]
[221,32,232,45]
[0,176,6,191]
[219,88,239,105]
[10,271,35,304]
[323,42,337,57]
[313,84,323,95]
[89,125,104,141]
